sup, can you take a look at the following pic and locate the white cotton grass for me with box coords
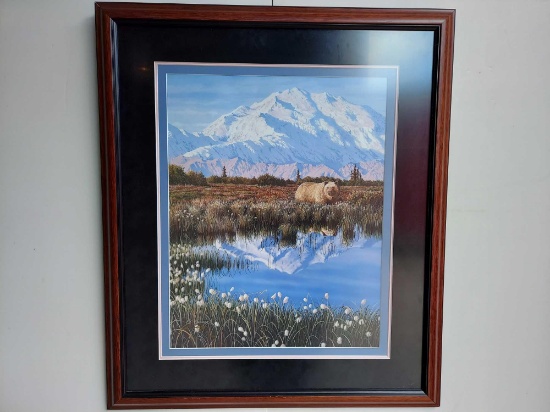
[168,258,381,349]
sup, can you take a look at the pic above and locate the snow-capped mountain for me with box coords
[167,124,216,158]
[169,87,386,179]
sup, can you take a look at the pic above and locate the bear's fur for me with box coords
[294,181,339,204]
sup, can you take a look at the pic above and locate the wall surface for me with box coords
[1,0,550,411]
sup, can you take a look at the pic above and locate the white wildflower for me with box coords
[209,289,217,295]
[324,293,329,300]
[274,340,279,345]
[283,296,289,304]
[280,344,286,347]
[334,321,340,327]
[277,292,282,298]
[194,325,200,333]
[271,293,276,300]
[284,330,289,336]
[320,304,327,310]
[254,297,259,303]
[238,326,244,332]
[214,322,220,327]
[312,309,318,314]
[337,337,342,345]
[344,308,351,315]
[225,302,232,308]
[303,297,308,302]
[354,316,359,322]
[366,331,372,337]
[296,317,302,323]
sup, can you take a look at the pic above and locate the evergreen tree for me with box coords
[222,166,227,178]
[350,164,362,184]
[296,168,301,182]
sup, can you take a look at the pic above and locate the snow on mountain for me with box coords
[168,87,387,179]
[167,124,216,158]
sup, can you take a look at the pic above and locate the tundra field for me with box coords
[168,182,384,349]
[169,183,384,244]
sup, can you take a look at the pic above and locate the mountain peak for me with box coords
[169,87,386,180]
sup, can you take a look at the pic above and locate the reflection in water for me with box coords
[193,229,381,310]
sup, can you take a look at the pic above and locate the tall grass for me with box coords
[170,188,383,245]
[169,244,380,348]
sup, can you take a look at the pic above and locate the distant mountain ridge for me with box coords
[168,87,387,180]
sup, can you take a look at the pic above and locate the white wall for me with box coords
[1,0,550,411]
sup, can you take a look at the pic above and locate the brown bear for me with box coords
[295,181,339,204]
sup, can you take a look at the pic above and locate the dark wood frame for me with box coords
[95,2,454,409]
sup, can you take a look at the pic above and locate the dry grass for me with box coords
[169,184,383,244]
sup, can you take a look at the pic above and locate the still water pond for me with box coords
[196,230,381,309]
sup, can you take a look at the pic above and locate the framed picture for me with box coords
[95,3,455,408]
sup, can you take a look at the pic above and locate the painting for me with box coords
[156,64,398,358]
[96,3,454,407]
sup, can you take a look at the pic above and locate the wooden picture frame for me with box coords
[95,2,454,408]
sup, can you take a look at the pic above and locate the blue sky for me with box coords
[167,70,388,132]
